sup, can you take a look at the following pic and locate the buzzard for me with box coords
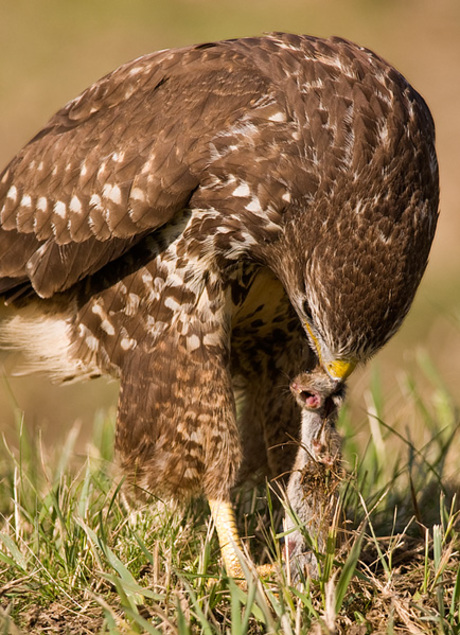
[0,33,439,579]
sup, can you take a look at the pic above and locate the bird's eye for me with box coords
[303,300,313,320]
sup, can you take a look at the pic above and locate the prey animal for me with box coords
[286,369,344,580]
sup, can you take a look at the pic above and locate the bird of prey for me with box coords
[0,33,439,579]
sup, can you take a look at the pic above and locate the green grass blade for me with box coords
[335,525,366,615]
[0,532,28,572]
[449,566,460,626]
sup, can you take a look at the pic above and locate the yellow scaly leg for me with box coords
[209,499,277,582]
[209,498,246,578]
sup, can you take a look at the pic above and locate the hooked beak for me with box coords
[325,358,357,381]
[305,322,357,381]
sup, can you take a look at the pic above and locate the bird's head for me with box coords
[276,179,438,385]
[264,49,439,384]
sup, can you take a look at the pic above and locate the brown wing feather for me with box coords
[0,42,270,297]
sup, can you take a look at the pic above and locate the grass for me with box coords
[0,354,459,634]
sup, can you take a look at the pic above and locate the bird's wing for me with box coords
[0,41,272,298]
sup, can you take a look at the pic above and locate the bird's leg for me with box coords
[285,369,345,582]
[209,499,277,581]
[209,498,246,578]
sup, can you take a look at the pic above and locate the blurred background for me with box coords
[0,0,459,460]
